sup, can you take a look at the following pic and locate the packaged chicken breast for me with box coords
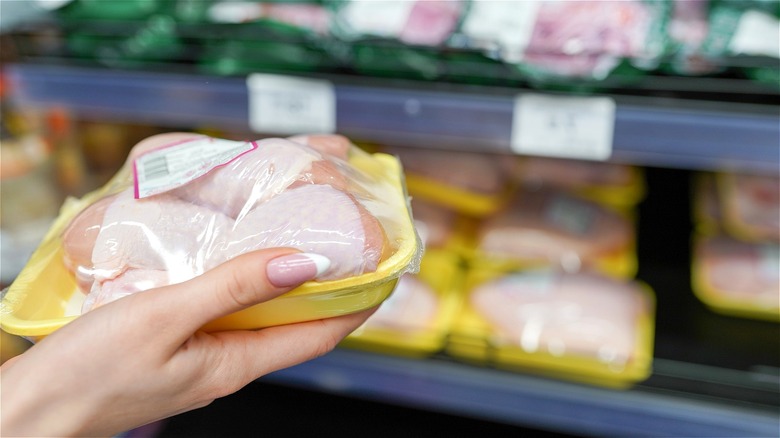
[718,171,780,243]
[410,198,475,258]
[455,0,669,82]
[470,187,637,279]
[510,156,646,209]
[1,133,422,339]
[383,146,515,217]
[446,268,655,388]
[342,250,465,357]
[692,234,780,322]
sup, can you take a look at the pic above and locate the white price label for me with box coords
[247,73,336,135]
[511,93,615,161]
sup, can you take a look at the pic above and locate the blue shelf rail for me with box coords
[264,349,780,438]
[7,63,779,173]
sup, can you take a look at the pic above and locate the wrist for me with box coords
[1,360,95,437]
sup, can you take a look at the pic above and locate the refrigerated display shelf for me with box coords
[260,348,778,438]
[6,63,779,174]
[2,64,778,437]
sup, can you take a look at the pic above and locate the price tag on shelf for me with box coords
[247,73,336,135]
[510,93,616,161]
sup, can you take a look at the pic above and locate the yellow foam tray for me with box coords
[341,249,465,357]
[404,173,515,217]
[691,234,780,323]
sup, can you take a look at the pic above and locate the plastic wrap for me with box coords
[384,146,515,216]
[692,235,780,321]
[718,172,780,243]
[472,188,637,278]
[331,0,464,47]
[457,0,669,81]
[691,171,780,322]
[510,156,646,208]
[1,133,422,338]
[343,250,464,357]
[447,269,655,388]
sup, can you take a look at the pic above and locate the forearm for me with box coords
[1,361,100,437]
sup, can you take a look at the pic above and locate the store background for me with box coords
[1,1,778,437]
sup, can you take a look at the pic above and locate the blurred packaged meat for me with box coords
[447,269,655,388]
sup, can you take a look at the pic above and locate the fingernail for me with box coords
[267,253,330,287]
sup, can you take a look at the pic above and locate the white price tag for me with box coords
[247,73,336,135]
[511,93,616,161]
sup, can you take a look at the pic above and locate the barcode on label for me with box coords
[133,137,257,199]
[140,155,170,180]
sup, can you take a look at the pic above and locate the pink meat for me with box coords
[91,189,235,281]
[400,0,463,46]
[172,138,342,218]
[64,134,391,312]
[83,269,170,311]
[696,236,779,308]
[471,271,647,366]
[527,1,654,58]
[722,173,780,241]
[223,184,386,280]
[514,156,635,190]
[385,146,509,194]
[477,188,632,269]
[287,134,352,160]
[362,274,438,331]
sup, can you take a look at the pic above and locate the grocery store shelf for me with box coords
[264,348,779,438]
[6,63,779,173]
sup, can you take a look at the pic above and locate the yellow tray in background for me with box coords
[568,166,646,210]
[716,172,780,243]
[691,234,780,323]
[1,151,421,340]
[405,173,515,217]
[341,249,466,358]
[463,209,639,280]
[466,243,638,281]
[446,268,656,389]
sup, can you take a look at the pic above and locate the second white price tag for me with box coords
[247,73,336,135]
[511,93,616,161]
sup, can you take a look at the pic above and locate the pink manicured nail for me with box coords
[267,253,330,287]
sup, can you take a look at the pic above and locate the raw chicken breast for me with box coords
[61,133,394,312]
[82,269,171,311]
[224,184,387,280]
[90,188,235,282]
[172,137,347,218]
[288,133,352,160]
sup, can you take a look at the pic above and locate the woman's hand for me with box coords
[1,249,375,437]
